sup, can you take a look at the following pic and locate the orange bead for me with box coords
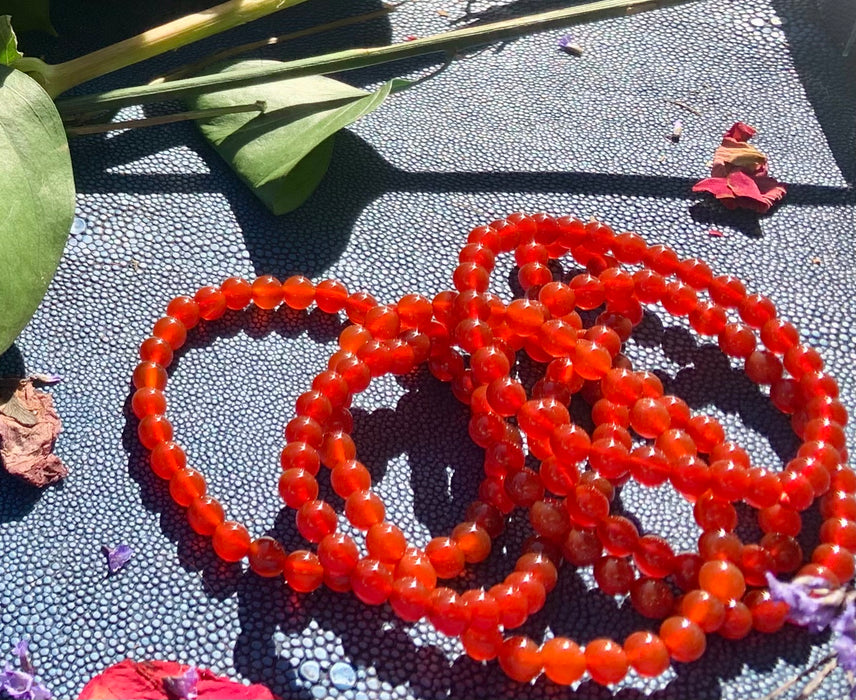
[278,468,318,508]
[338,325,372,353]
[317,532,359,576]
[220,277,252,310]
[248,536,286,578]
[138,414,173,450]
[426,537,465,579]
[284,550,324,592]
[169,467,206,506]
[395,548,437,590]
[346,291,378,324]
[623,631,670,677]
[450,521,491,563]
[153,316,187,350]
[319,431,356,469]
[282,275,315,310]
[280,442,320,475]
[541,637,585,685]
[314,279,348,313]
[187,495,224,536]
[698,560,745,601]
[498,637,542,683]
[212,521,250,562]
[717,600,753,639]
[366,522,407,563]
[166,296,200,328]
[351,559,393,605]
[133,361,167,390]
[516,552,558,593]
[364,305,401,340]
[585,638,628,685]
[132,387,166,419]
[296,500,337,543]
[681,589,725,632]
[150,441,186,480]
[139,336,174,366]
[251,275,283,310]
[344,490,385,530]
[194,286,226,320]
[812,543,856,582]
[745,589,788,633]
[462,627,503,662]
[659,616,706,663]
[389,576,431,623]
[330,460,371,498]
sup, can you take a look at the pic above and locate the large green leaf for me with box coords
[0,15,21,65]
[0,65,74,355]
[0,0,54,35]
[189,60,410,215]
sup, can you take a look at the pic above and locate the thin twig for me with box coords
[151,3,399,83]
[797,657,838,698]
[65,101,266,136]
[666,99,701,116]
[755,654,836,700]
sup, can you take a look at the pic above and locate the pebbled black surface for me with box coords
[1,1,855,698]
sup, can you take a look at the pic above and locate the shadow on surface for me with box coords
[771,0,856,184]
[72,128,855,281]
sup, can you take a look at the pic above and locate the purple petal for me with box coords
[162,666,198,700]
[12,640,33,676]
[833,600,856,637]
[2,668,34,699]
[765,572,840,632]
[28,680,53,700]
[102,544,133,574]
[557,35,572,48]
[836,632,856,673]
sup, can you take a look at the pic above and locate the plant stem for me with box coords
[15,0,311,97]
[56,0,696,118]
[65,101,266,136]
[151,3,399,84]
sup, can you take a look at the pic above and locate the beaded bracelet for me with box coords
[131,213,853,687]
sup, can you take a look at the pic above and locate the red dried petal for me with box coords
[724,122,756,141]
[691,177,734,198]
[77,659,278,700]
[693,122,786,213]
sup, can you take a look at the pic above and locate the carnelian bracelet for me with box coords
[130,213,853,687]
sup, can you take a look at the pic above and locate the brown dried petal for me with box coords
[0,379,67,487]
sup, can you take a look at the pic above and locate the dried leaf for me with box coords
[0,379,66,486]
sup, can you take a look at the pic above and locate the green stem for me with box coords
[15,0,311,98]
[151,3,398,84]
[56,0,695,118]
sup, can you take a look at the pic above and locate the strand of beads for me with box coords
[131,212,853,689]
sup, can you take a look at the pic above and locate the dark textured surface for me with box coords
[2,0,855,698]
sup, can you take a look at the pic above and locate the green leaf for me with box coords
[0,16,21,65]
[189,60,410,215]
[0,0,54,35]
[0,65,75,355]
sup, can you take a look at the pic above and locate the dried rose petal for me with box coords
[0,379,66,487]
[692,121,786,214]
[77,660,277,700]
